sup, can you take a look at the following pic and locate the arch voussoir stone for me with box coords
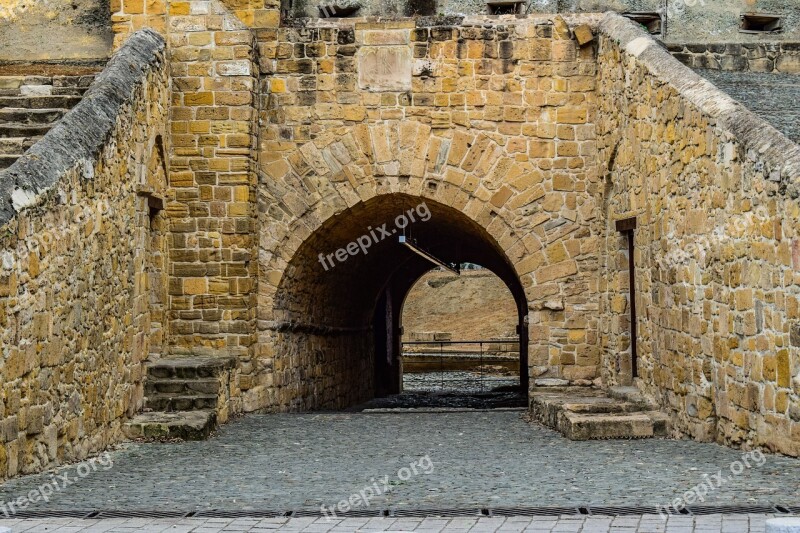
[253,119,601,411]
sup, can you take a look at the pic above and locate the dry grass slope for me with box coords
[402,269,518,341]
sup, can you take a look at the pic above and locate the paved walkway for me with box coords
[0,410,798,533]
[0,514,785,532]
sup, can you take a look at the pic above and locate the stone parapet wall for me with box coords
[0,29,168,479]
[597,13,800,456]
[668,42,800,73]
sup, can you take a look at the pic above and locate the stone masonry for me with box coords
[0,29,168,479]
[597,16,800,456]
[0,0,798,480]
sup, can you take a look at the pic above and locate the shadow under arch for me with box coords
[269,193,528,411]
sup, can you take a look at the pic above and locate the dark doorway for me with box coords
[616,217,638,380]
[273,194,530,411]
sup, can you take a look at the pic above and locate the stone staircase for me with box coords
[124,356,237,441]
[530,386,670,440]
[0,75,94,169]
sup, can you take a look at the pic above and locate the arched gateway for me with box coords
[256,120,601,410]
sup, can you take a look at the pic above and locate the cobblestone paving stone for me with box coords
[0,514,788,532]
[0,412,797,513]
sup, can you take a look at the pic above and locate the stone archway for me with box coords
[252,120,600,411]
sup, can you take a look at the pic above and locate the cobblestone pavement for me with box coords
[403,372,519,393]
[0,412,798,513]
[0,514,789,532]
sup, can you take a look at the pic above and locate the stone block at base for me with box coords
[123,411,217,441]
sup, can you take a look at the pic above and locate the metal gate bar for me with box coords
[401,339,520,393]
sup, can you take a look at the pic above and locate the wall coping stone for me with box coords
[598,12,800,199]
[0,28,166,227]
[288,12,602,30]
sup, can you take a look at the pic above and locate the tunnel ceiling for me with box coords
[274,194,526,329]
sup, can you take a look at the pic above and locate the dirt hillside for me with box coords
[0,0,112,60]
[402,269,518,341]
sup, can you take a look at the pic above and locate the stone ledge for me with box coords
[561,411,670,440]
[0,59,107,76]
[147,355,238,368]
[123,411,217,441]
[0,29,166,226]
[598,12,800,198]
[530,387,670,440]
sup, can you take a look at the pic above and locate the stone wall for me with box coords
[597,13,800,456]
[163,0,260,366]
[280,0,800,43]
[254,15,605,410]
[0,29,168,479]
[668,42,800,73]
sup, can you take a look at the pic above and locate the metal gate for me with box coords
[400,339,520,393]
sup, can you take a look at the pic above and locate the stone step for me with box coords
[0,123,55,137]
[530,388,644,412]
[0,155,19,169]
[0,95,82,110]
[146,355,237,380]
[52,75,96,88]
[0,75,95,88]
[0,137,39,155]
[50,87,87,96]
[0,86,88,97]
[559,411,670,441]
[144,394,219,412]
[0,107,67,125]
[0,76,24,91]
[608,385,652,406]
[123,410,216,441]
[530,386,670,441]
[145,378,220,396]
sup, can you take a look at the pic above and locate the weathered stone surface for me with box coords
[123,411,217,441]
[561,411,669,440]
[0,29,169,480]
[597,13,800,457]
[552,15,571,40]
[318,0,362,17]
[357,46,413,92]
[530,387,670,440]
[573,23,593,45]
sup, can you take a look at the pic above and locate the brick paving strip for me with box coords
[0,514,782,532]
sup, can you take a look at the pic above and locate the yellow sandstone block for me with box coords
[170,1,190,14]
[184,278,208,295]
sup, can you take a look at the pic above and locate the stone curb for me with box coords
[0,28,166,226]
